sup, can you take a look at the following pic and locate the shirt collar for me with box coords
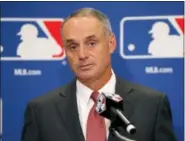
[76,69,116,105]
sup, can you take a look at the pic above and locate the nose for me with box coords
[78,46,88,60]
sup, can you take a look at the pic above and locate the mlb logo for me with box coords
[120,15,184,59]
[1,18,65,61]
[96,93,106,114]
[110,94,122,102]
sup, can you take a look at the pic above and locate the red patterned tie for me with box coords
[86,91,106,141]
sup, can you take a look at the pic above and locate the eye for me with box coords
[68,44,78,51]
[88,41,96,47]
[70,45,77,50]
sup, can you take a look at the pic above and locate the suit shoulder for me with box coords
[28,83,70,105]
[121,78,165,100]
[119,78,168,109]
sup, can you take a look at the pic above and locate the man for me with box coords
[21,8,177,141]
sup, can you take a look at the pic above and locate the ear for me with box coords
[108,33,116,54]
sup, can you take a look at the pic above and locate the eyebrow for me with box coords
[85,35,97,40]
[64,39,78,48]
[65,34,98,43]
[65,39,76,44]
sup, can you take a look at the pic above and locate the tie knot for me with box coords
[91,91,99,102]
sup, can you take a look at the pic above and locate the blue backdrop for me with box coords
[0,2,184,141]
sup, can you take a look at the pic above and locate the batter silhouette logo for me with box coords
[120,15,184,59]
[1,18,65,61]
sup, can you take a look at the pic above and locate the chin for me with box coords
[76,71,97,81]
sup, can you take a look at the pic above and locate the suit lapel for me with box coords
[56,80,85,141]
[108,76,135,141]
[115,76,134,120]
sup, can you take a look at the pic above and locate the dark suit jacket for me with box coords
[21,77,177,141]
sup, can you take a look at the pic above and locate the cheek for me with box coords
[66,53,78,66]
[99,44,110,57]
[94,46,110,64]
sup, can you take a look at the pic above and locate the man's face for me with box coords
[62,16,116,81]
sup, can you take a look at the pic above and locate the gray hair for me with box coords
[61,7,112,35]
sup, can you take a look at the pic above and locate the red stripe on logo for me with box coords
[175,18,184,34]
[44,21,64,57]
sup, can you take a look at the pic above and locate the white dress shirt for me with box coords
[76,71,116,140]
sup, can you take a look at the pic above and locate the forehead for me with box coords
[62,16,105,40]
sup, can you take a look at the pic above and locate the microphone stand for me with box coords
[110,128,136,141]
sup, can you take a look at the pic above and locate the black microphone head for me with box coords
[95,92,137,135]
[95,92,123,121]
[102,92,123,110]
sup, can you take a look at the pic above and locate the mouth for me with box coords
[79,64,93,70]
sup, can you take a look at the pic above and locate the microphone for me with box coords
[95,92,136,134]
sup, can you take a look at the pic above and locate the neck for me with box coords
[78,66,112,91]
